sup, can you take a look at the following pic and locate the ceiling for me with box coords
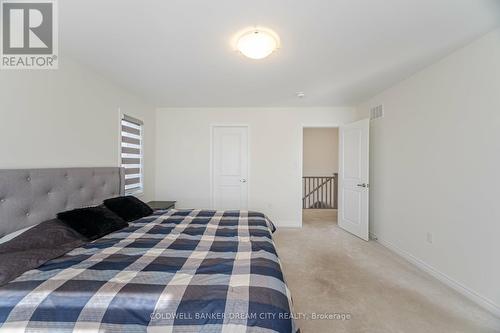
[60,0,500,107]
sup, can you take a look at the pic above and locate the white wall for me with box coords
[357,29,500,315]
[0,57,156,201]
[155,107,357,227]
[303,128,338,176]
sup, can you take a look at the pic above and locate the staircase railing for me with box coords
[302,174,338,209]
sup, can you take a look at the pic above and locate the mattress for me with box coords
[0,209,297,333]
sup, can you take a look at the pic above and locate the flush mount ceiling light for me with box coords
[234,27,280,60]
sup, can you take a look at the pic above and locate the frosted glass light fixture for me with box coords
[235,28,280,60]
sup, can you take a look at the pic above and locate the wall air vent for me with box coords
[370,104,384,120]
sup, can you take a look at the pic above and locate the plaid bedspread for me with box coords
[0,209,297,333]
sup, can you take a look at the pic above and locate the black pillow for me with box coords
[103,196,153,222]
[57,206,128,240]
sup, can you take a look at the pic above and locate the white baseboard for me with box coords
[373,234,500,318]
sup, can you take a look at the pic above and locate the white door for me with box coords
[212,126,249,210]
[339,119,370,241]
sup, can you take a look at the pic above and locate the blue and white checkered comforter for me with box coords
[0,209,297,333]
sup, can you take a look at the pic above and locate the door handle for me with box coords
[357,183,369,188]
[240,179,247,183]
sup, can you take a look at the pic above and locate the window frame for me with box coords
[120,113,144,196]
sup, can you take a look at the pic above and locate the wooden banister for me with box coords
[302,174,338,209]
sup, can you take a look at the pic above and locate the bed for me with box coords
[0,168,297,333]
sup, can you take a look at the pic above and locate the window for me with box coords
[121,115,143,194]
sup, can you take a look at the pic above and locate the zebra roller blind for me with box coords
[121,115,143,194]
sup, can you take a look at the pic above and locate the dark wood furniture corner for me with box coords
[147,201,176,210]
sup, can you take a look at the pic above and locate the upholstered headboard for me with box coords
[0,167,125,238]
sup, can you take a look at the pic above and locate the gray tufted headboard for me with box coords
[0,167,125,238]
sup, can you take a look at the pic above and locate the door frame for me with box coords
[299,123,340,227]
[209,124,251,210]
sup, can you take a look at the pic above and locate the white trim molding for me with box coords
[374,234,500,317]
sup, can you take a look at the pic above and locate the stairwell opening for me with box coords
[302,127,339,224]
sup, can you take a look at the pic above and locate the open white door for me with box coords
[339,119,370,241]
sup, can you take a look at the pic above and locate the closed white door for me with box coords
[212,126,249,210]
[339,119,370,241]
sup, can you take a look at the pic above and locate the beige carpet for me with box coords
[273,210,500,333]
